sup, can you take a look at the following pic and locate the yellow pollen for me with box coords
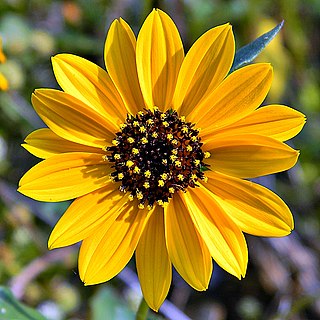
[126,160,134,168]
[171,139,178,145]
[170,155,177,162]
[204,151,211,158]
[180,116,186,122]
[127,137,135,143]
[114,154,121,160]
[162,159,167,165]
[102,146,108,151]
[146,119,154,125]
[133,166,140,174]
[202,176,208,183]
[172,149,178,155]
[136,191,143,200]
[160,113,166,120]
[120,123,127,129]
[132,148,139,155]
[128,194,134,201]
[118,173,124,180]
[144,170,151,178]
[143,182,150,189]
[112,139,119,146]
[161,173,168,180]
[182,126,188,133]
[152,132,158,138]
[103,155,108,161]
[167,133,173,140]
[157,199,164,206]
[158,179,165,187]
[133,121,139,127]
[138,111,144,117]
[139,126,146,133]
[141,137,148,144]
[138,203,145,209]
[147,205,153,210]
[186,145,193,152]
[169,187,175,194]
[162,121,169,127]
[191,173,197,181]
[194,159,200,166]
[191,136,197,142]
[175,160,182,167]
[177,174,184,181]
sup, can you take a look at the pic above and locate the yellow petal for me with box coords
[136,206,171,311]
[79,201,150,285]
[18,152,111,201]
[104,18,144,115]
[181,186,248,278]
[204,134,299,178]
[165,194,212,290]
[173,24,234,116]
[48,186,127,249]
[0,37,6,63]
[52,54,127,125]
[204,171,294,236]
[23,128,103,159]
[136,9,184,110]
[204,105,306,142]
[32,89,115,148]
[191,63,273,130]
[0,72,8,91]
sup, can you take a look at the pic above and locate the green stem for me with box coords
[136,296,149,320]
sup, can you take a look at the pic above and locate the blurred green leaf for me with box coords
[0,286,46,320]
[230,20,284,72]
[90,287,135,320]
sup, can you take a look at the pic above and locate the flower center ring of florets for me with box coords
[105,107,211,209]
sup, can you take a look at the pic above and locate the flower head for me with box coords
[18,9,305,311]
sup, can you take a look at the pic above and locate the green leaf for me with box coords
[90,287,135,320]
[230,21,284,72]
[0,286,46,320]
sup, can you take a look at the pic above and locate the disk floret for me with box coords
[106,108,210,209]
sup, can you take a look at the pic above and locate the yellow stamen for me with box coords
[143,182,150,189]
[132,148,139,155]
[169,187,175,194]
[152,132,158,138]
[114,154,121,160]
[167,133,173,140]
[141,137,148,144]
[144,170,151,178]
[161,173,168,180]
[138,203,145,209]
[158,180,165,187]
[112,139,119,146]
[175,160,182,167]
[126,160,134,168]
[133,166,140,174]
[177,174,184,181]
[139,126,146,133]
[118,173,124,180]
[127,137,135,144]
[204,151,211,159]
[186,145,193,152]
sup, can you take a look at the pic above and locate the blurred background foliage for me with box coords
[0,0,319,319]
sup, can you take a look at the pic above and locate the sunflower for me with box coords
[18,9,305,311]
[0,36,9,91]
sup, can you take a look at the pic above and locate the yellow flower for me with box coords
[0,36,9,91]
[18,9,305,311]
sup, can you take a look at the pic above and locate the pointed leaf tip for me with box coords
[230,20,284,72]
